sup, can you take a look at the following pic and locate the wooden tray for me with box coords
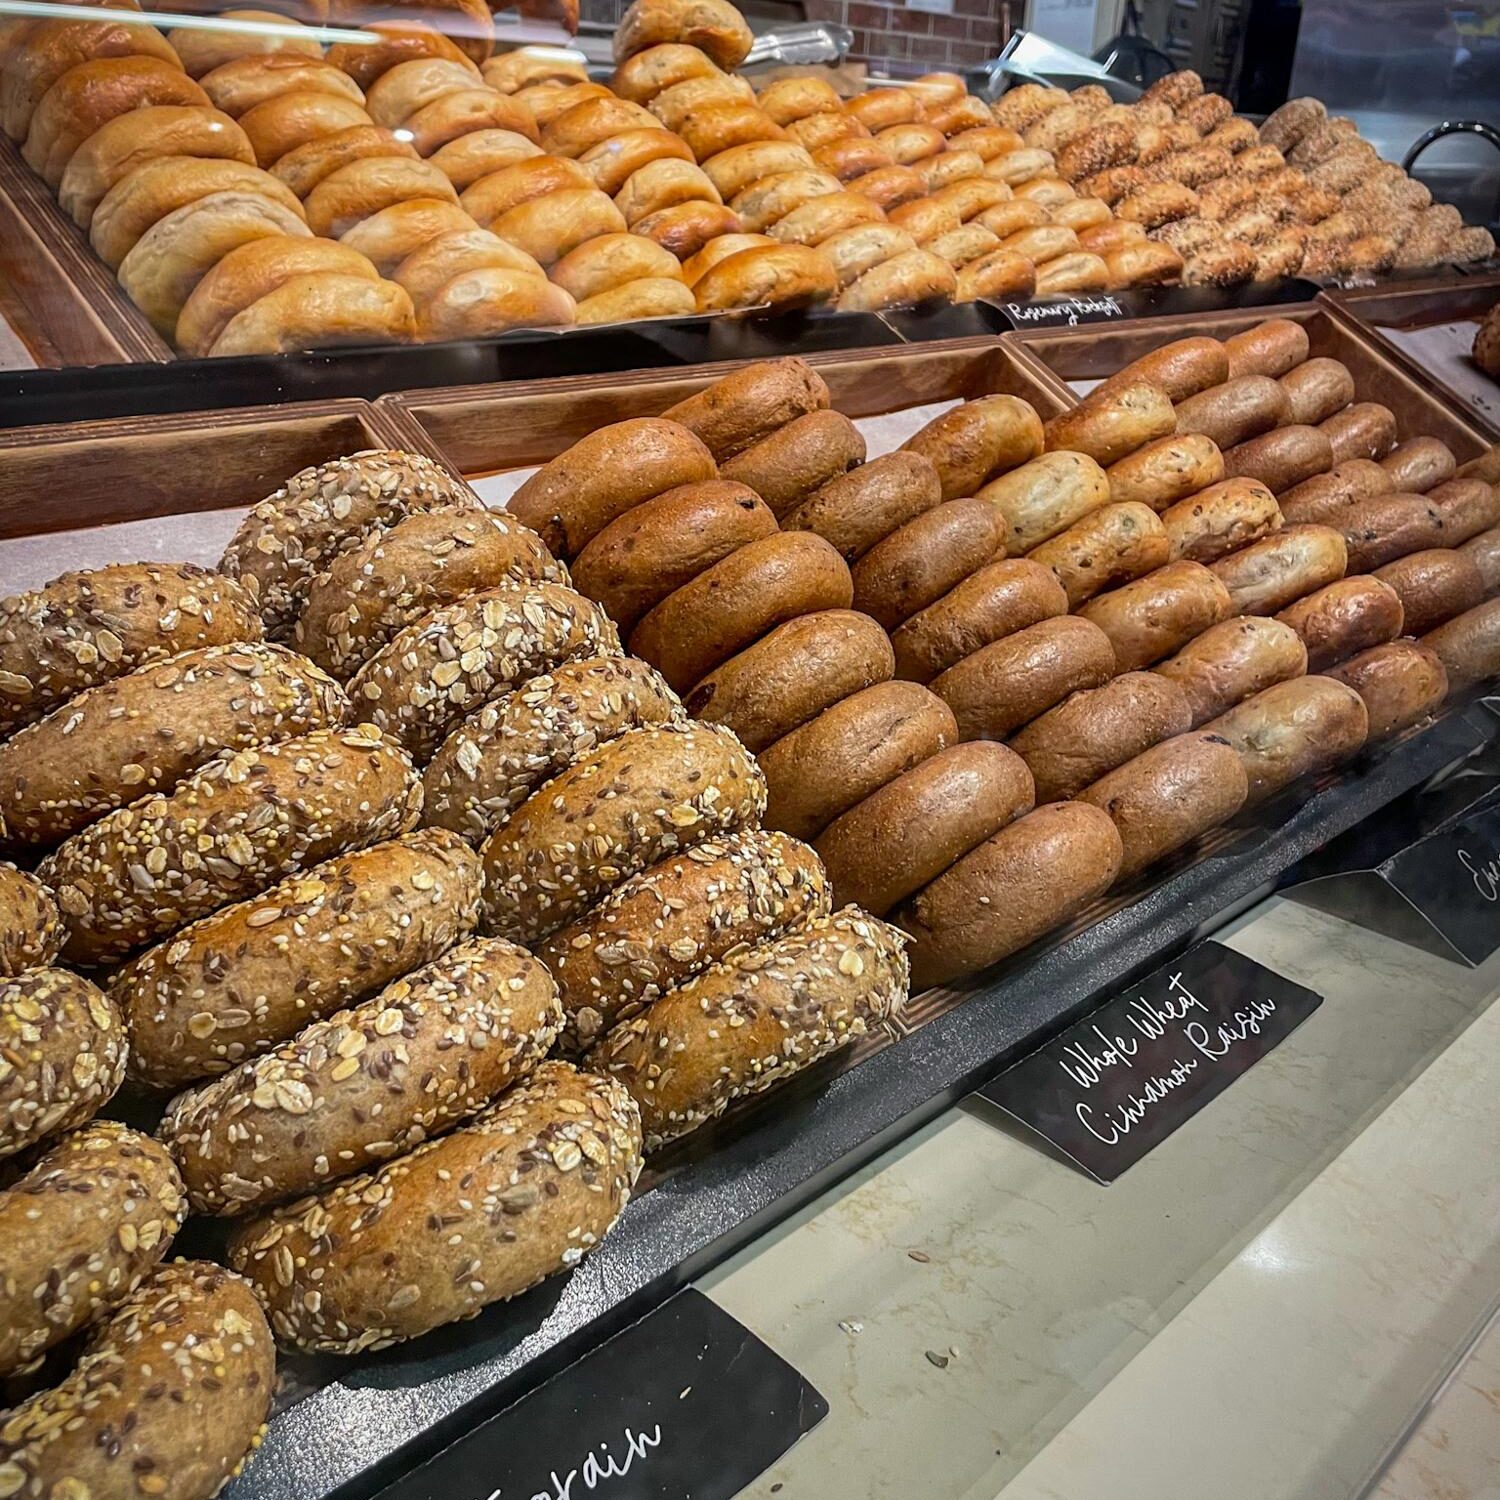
[376,336,1070,477]
[1001,299,1495,461]
[0,383,1490,1500]
[0,135,172,366]
[1325,273,1500,440]
[0,397,403,563]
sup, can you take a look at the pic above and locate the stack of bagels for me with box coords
[1003,71,1495,285]
[502,346,1500,987]
[0,441,913,1489]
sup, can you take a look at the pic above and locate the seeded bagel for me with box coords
[40,725,421,966]
[591,907,907,1150]
[0,1260,274,1500]
[539,828,831,1053]
[0,1121,185,1378]
[227,1060,642,1353]
[422,655,683,846]
[115,828,481,1090]
[0,968,125,1159]
[219,449,478,637]
[295,509,565,680]
[0,864,61,976]
[0,642,348,853]
[684,608,894,752]
[350,581,621,763]
[481,720,765,945]
[163,935,561,1214]
[0,562,262,738]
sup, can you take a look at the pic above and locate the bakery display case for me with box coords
[3,303,1493,1495]
[0,0,1493,388]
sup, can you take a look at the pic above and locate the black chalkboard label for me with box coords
[997,292,1127,327]
[978,941,1322,1183]
[373,1289,826,1500]
[1383,798,1500,965]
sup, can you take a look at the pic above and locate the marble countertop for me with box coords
[703,895,1500,1500]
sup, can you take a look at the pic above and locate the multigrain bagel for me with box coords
[350,582,621,761]
[591,910,905,1149]
[684,608,893,752]
[39,726,422,966]
[0,864,62,975]
[570,479,776,631]
[759,680,957,841]
[481,720,765,944]
[422,655,683,846]
[630,531,853,691]
[0,1262,275,1496]
[58,106,255,228]
[114,828,482,1089]
[903,394,1046,503]
[0,1122,184,1378]
[227,1061,641,1353]
[1,969,126,1159]
[295,510,561,679]
[814,740,1034,916]
[161,935,561,1214]
[0,561,262,737]
[0,642,347,851]
[219,449,475,636]
[176,237,381,356]
[539,828,831,1053]
[511,417,716,558]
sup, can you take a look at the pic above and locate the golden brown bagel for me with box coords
[392,226,543,301]
[338,195,477,274]
[416,266,575,338]
[693,241,837,312]
[208,271,416,355]
[272,124,419,198]
[304,154,458,237]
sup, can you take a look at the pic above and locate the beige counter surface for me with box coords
[704,895,1500,1500]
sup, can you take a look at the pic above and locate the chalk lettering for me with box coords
[490,1423,663,1500]
[1458,846,1500,903]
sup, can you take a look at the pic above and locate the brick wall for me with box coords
[577,0,1008,76]
[806,0,1006,76]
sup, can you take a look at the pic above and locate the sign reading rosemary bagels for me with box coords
[372,1289,825,1500]
[979,941,1321,1182]
[997,293,1127,327]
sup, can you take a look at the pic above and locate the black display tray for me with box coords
[231,695,1496,1500]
